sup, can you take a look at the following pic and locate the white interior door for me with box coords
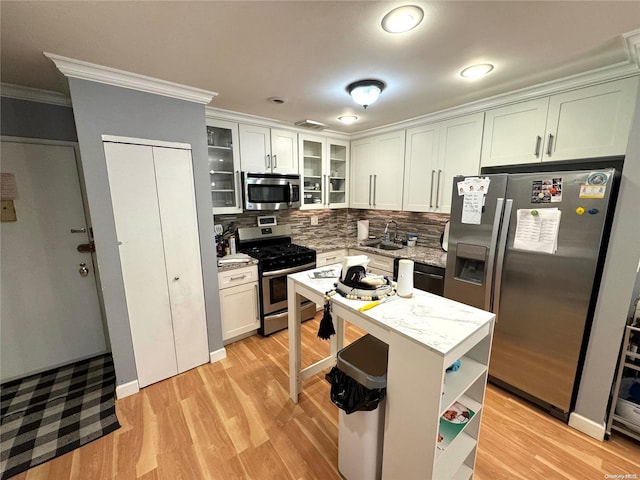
[104,142,178,388]
[153,146,209,373]
[0,140,106,381]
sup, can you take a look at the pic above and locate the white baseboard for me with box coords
[568,412,606,440]
[115,380,139,399]
[210,347,227,364]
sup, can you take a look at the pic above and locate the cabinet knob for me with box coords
[174,276,180,281]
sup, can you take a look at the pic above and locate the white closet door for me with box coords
[152,146,209,373]
[104,142,178,388]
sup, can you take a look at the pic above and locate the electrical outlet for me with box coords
[310,215,319,226]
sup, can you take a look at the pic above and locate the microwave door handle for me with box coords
[492,198,513,321]
[484,197,504,311]
[288,182,293,206]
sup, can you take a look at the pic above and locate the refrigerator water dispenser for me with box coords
[454,243,487,285]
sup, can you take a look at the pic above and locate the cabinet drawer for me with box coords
[218,265,258,288]
[317,249,346,267]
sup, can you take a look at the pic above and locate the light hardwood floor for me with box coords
[13,316,640,479]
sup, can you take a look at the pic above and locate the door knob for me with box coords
[79,263,89,277]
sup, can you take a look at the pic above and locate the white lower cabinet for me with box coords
[218,265,260,343]
[349,249,394,276]
[104,139,209,389]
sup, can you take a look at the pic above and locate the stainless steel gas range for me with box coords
[237,225,316,335]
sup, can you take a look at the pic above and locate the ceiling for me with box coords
[1,1,639,134]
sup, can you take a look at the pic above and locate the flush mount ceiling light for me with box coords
[460,64,495,78]
[338,115,358,125]
[381,5,424,33]
[346,79,386,109]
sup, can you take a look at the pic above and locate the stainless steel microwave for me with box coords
[243,172,301,210]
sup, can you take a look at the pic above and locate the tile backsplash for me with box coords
[215,208,449,249]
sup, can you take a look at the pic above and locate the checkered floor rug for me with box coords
[0,353,120,479]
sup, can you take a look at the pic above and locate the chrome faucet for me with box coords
[384,220,398,243]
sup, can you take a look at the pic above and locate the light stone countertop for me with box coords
[216,241,448,271]
[289,267,493,356]
[217,258,258,272]
[309,241,448,269]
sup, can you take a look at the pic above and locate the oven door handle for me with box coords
[261,262,317,277]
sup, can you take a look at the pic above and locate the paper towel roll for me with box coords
[357,220,369,241]
[396,259,414,298]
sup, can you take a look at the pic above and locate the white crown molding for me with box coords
[205,106,351,140]
[350,62,640,139]
[0,82,71,107]
[44,52,217,105]
[623,28,640,65]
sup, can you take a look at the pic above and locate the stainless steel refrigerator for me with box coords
[444,165,620,420]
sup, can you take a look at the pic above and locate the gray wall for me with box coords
[67,78,222,387]
[1,97,77,142]
[574,85,640,427]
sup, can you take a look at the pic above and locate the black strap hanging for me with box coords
[317,300,336,340]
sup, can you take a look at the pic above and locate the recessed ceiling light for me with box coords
[381,5,424,33]
[268,97,287,104]
[460,64,495,78]
[338,115,358,125]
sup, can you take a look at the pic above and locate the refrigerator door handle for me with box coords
[492,198,513,320]
[484,197,505,311]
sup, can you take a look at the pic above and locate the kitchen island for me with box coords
[287,266,495,480]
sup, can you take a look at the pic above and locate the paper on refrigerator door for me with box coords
[461,191,483,224]
[513,208,561,254]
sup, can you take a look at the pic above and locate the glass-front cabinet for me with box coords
[299,135,349,209]
[207,119,242,214]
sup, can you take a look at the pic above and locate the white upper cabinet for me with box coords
[480,98,550,167]
[239,124,298,174]
[481,77,638,167]
[545,78,638,160]
[207,119,242,214]
[350,130,405,210]
[299,135,349,209]
[403,112,484,213]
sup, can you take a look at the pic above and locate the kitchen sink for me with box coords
[360,239,403,250]
[378,242,403,250]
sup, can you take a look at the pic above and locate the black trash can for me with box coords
[329,334,388,480]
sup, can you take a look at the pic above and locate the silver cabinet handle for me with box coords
[493,198,513,322]
[273,154,278,168]
[546,134,554,156]
[323,174,328,206]
[368,175,373,206]
[230,274,247,281]
[429,170,435,208]
[235,170,241,209]
[373,175,377,207]
[70,228,87,233]
[534,136,542,157]
[436,169,442,208]
[326,256,337,261]
[265,154,271,169]
[254,284,260,320]
[484,198,505,311]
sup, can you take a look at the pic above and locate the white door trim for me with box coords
[101,134,191,150]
